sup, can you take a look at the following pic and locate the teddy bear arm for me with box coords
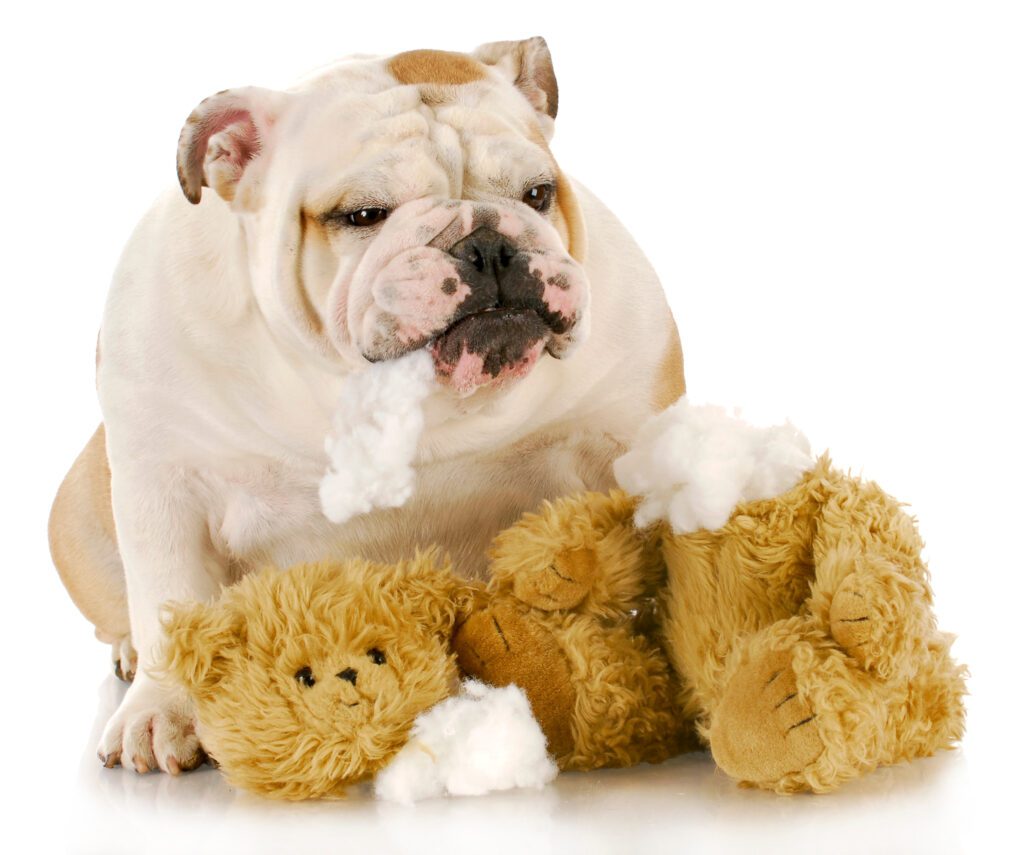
[487,490,660,617]
[558,618,690,770]
[802,481,944,679]
[452,603,577,760]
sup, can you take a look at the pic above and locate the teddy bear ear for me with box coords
[380,549,483,639]
[159,600,245,697]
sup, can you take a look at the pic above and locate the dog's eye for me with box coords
[367,648,387,666]
[522,183,554,213]
[345,207,390,227]
[295,666,316,688]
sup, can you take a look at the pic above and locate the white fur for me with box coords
[319,349,435,524]
[84,47,680,774]
[374,681,557,804]
[613,398,813,534]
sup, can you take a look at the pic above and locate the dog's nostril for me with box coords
[337,667,358,685]
[449,227,520,281]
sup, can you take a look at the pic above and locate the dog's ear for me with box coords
[159,599,244,697]
[474,36,559,123]
[176,87,289,206]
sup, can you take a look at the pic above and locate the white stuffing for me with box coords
[319,349,436,524]
[374,680,557,805]
[613,397,814,534]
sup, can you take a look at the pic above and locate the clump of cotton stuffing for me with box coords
[613,397,814,534]
[374,681,557,804]
[319,349,436,524]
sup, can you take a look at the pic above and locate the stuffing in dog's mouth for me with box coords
[430,307,551,396]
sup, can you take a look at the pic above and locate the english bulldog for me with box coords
[48,37,684,775]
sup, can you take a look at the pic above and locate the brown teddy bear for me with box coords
[453,489,685,770]
[160,553,475,799]
[160,514,683,800]
[607,400,969,793]
[161,401,967,798]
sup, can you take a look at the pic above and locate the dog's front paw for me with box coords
[709,649,824,786]
[511,546,598,611]
[97,673,203,775]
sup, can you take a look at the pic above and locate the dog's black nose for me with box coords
[337,667,358,685]
[449,227,520,285]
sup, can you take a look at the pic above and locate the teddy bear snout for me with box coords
[337,667,358,685]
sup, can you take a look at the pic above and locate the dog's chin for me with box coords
[430,308,551,397]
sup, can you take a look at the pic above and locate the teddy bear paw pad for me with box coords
[830,573,886,670]
[511,547,598,611]
[709,649,824,786]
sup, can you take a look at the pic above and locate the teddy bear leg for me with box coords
[707,620,892,793]
[876,631,967,765]
[708,646,824,787]
[827,553,934,680]
[452,603,577,759]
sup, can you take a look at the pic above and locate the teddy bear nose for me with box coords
[336,667,358,685]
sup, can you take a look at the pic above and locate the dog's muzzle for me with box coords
[348,197,588,396]
[429,226,578,394]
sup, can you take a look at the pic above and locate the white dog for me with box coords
[49,38,684,775]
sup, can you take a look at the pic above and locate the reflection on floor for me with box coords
[67,674,970,855]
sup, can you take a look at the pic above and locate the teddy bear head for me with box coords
[160,551,477,799]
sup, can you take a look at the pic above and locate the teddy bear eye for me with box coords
[295,666,316,687]
[367,648,387,665]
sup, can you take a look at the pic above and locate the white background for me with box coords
[2,1,1021,852]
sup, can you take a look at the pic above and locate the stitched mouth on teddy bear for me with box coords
[430,307,552,396]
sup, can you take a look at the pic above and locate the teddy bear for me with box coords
[162,397,966,798]
[452,489,686,770]
[159,506,684,800]
[467,399,967,794]
[602,399,970,794]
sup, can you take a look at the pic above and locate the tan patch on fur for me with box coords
[388,50,487,86]
[525,125,586,262]
[653,323,685,409]
[49,424,127,639]
[296,210,327,338]
[555,168,587,263]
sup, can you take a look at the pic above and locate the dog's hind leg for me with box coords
[49,424,136,681]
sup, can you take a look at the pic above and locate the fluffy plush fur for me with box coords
[160,553,475,799]
[164,399,964,798]
[319,349,436,524]
[657,456,968,793]
[374,680,557,804]
[160,503,684,799]
[608,400,967,793]
[456,489,684,770]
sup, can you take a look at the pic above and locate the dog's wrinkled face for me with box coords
[339,196,588,395]
[177,38,589,396]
